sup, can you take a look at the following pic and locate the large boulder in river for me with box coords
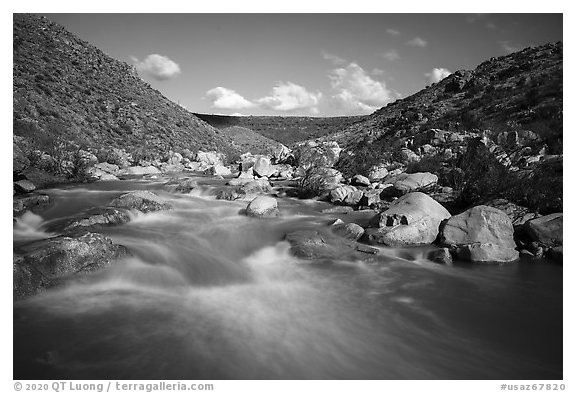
[206,164,232,177]
[13,194,51,216]
[13,232,131,300]
[381,172,438,197]
[111,191,171,213]
[14,180,36,194]
[329,185,361,205]
[64,208,132,232]
[246,196,279,218]
[332,223,365,241]
[440,205,519,263]
[365,192,451,247]
[253,156,275,177]
[523,213,563,248]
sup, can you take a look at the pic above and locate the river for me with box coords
[13,175,563,379]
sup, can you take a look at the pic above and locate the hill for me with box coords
[13,14,242,167]
[193,114,367,146]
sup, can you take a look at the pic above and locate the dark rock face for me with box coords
[440,205,519,263]
[427,248,453,265]
[14,180,36,194]
[110,191,171,213]
[285,230,378,262]
[14,232,130,300]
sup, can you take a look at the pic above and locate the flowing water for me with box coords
[13,175,563,380]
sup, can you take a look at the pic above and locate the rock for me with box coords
[321,206,354,214]
[246,196,279,218]
[399,148,420,164]
[161,163,185,173]
[428,248,453,265]
[366,192,451,247]
[332,223,365,241]
[274,164,295,179]
[524,213,563,248]
[196,151,225,166]
[440,205,519,263]
[238,153,256,172]
[111,191,171,213]
[64,209,131,231]
[175,179,198,193]
[351,174,371,187]
[167,151,183,165]
[239,179,273,195]
[285,229,378,261]
[272,144,292,164]
[14,232,130,300]
[484,199,540,226]
[253,156,275,177]
[381,172,438,197]
[208,165,232,177]
[118,165,161,176]
[100,173,119,181]
[94,162,120,175]
[329,218,345,226]
[13,194,51,216]
[14,180,36,194]
[330,185,358,204]
[360,189,383,206]
[368,165,388,181]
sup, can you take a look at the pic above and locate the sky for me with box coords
[43,13,563,117]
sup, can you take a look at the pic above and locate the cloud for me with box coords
[322,51,347,65]
[406,37,427,47]
[257,82,322,112]
[371,68,385,76]
[386,28,400,36]
[205,87,256,110]
[425,68,452,83]
[328,62,398,114]
[499,41,522,54]
[133,54,181,81]
[380,49,400,61]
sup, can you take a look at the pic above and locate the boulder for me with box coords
[246,196,279,218]
[366,192,451,247]
[399,148,420,164]
[94,162,120,175]
[14,180,36,194]
[253,156,275,177]
[368,165,389,181]
[118,165,161,176]
[484,199,540,226]
[64,209,131,231]
[285,230,378,261]
[351,174,371,187]
[440,205,519,263]
[330,185,358,204]
[174,179,198,193]
[110,191,171,213]
[381,172,438,197]
[239,179,273,195]
[360,189,383,206]
[160,163,185,173]
[208,165,232,177]
[427,248,453,265]
[167,151,183,165]
[13,194,51,216]
[99,173,119,181]
[524,213,563,248]
[14,232,130,300]
[272,144,292,164]
[332,223,365,241]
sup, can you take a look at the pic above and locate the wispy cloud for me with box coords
[328,62,398,115]
[499,40,523,54]
[386,28,400,36]
[406,37,427,47]
[322,51,347,66]
[425,67,452,83]
[132,54,181,81]
[380,49,400,61]
[257,82,322,112]
[371,68,385,76]
[205,87,256,110]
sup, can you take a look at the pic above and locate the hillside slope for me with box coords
[194,113,367,146]
[325,42,562,158]
[13,14,241,163]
